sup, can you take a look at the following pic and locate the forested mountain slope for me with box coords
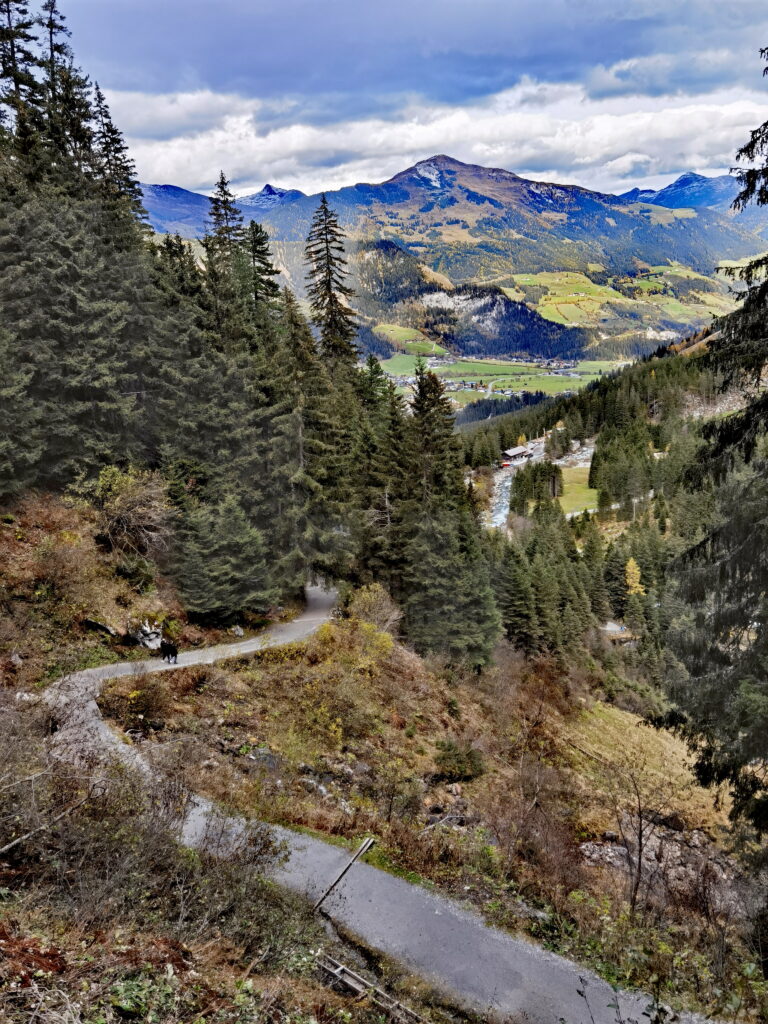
[143,156,757,359]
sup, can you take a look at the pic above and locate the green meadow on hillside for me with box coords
[510,265,736,330]
[373,322,449,355]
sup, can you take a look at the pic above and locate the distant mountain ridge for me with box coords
[140,156,767,361]
[618,171,768,239]
[250,153,763,287]
[140,158,765,261]
[140,182,304,238]
[620,171,740,211]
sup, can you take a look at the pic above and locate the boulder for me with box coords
[247,747,281,772]
[125,620,162,650]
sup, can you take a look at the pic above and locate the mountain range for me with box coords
[141,182,305,238]
[141,158,765,269]
[619,171,741,210]
[141,157,765,360]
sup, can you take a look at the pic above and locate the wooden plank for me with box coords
[313,837,375,912]
[317,953,428,1023]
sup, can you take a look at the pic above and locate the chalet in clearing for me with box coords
[503,445,533,464]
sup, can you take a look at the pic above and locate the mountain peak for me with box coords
[238,183,305,208]
[672,171,707,186]
[387,154,522,189]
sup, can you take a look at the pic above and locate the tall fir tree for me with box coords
[304,194,359,367]
[0,0,45,163]
[201,171,254,355]
[263,288,352,594]
[496,543,540,653]
[92,84,144,218]
[243,219,280,306]
[177,495,273,621]
[582,518,611,622]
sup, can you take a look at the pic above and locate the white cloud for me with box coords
[586,49,744,99]
[110,80,768,197]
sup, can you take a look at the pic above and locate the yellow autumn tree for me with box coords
[625,557,645,595]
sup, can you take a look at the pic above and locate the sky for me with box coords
[62,0,768,198]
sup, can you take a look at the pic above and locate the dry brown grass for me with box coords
[0,494,242,691]
[563,702,731,836]
[63,613,768,1017]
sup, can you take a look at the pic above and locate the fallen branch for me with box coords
[0,791,94,857]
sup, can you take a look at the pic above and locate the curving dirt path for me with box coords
[42,585,681,1024]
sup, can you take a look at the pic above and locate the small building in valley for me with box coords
[503,445,532,464]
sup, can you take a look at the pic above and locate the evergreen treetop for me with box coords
[304,193,359,366]
[207,170,245,256]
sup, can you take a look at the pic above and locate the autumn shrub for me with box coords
[347,583,402,635]
[98,670,172,733]
[84,465,176,558]
[171,663,223,696]
[433,739,484,782]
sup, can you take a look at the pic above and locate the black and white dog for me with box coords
[160,639,178,664]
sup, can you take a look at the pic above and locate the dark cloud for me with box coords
[64,0,768,198]
[63,0,768,121]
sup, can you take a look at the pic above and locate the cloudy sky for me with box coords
[63,0,768,198]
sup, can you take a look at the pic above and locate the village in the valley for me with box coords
[383,353,586,401]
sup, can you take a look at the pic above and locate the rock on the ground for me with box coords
[125,620,163,649]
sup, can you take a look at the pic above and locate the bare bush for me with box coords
[0,696,307,969]
[87,465,176,557]
[347,583,401,635]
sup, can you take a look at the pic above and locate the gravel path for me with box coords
[41,584,672,1023]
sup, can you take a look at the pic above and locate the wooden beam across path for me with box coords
[313,836,375,912]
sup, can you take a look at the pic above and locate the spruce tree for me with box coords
[0,0,41,138]
[39,0,71,158]
[409,360,464,506]
[453,510,502,666]
[50,54,93,176]
[496,543,540,653]
[355,382,410,589]
[604,542,628,618]
[304,194,359,366]
[530,552,562,651]
[178,495,273,621]
[208,170,245,255]
[582,519,611,622]
[243,219,280,309]
[264,288,352,593]
[402,509,465,658]
[207,494,273,614]
[357,353,389,420]
[201,172,254,355]
[92,84,144,217]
